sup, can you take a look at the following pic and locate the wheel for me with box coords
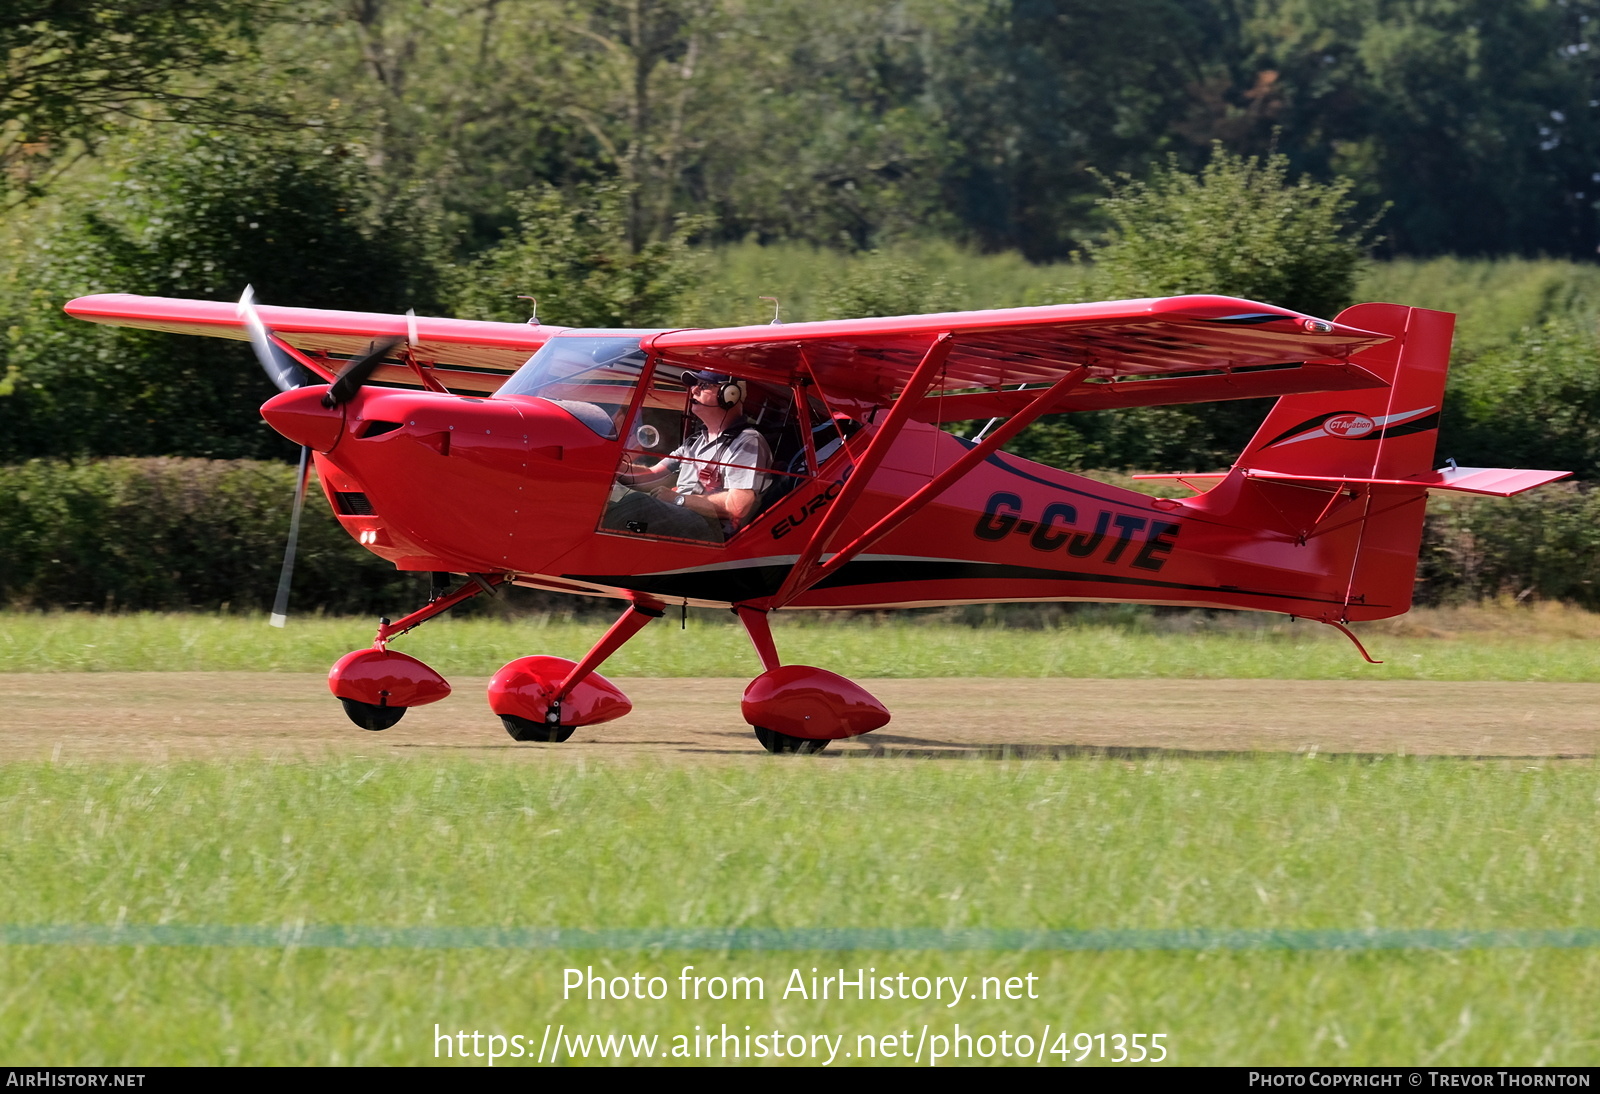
[339,698,406,731]
[753,726,830,754]
[501,714,576,743]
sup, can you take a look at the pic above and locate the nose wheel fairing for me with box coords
[328,648,452,731]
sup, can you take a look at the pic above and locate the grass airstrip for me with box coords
[0,606,1596,1065]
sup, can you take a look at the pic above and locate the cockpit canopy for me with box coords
[495,328,864,548]
[496,331,662,438]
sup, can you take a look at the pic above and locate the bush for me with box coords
[1416,483,1600,609]
[1441,318,1600,480]
[1083,144,1378,319]
[1013,145,1382,472]
[815,250,968,319]
[0,129,446,462]
[0,458,414,613]
[1,457,1592,616]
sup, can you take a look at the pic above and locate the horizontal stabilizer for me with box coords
[1244,465,1572,498]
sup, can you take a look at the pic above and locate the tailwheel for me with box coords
[339,698,406,732]
[753,727,830,755]
[501,715,576,743]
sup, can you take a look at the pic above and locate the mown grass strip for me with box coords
[6,607,1600,679]
[6,924,1600,952]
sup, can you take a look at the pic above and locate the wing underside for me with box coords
[647,295,1393,414]
[65,293,557,394]
[67,292,1392,412]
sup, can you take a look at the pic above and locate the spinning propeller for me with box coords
[238,286,403,627]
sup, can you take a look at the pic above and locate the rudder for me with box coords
[1237,303,1453,481]
[1235,304,1454,621]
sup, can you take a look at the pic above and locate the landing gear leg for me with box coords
[488,600,665,742]
[734,605,890,754]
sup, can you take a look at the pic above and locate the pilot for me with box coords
[605,369,773,543]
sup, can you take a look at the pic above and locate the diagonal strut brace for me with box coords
[796,365,1092,596]
[765,333,955,609]
[763,359,1090,610]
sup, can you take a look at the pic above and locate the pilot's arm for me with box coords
[617,453,678,489]
[680,485,759,527]
[680,431,769,530]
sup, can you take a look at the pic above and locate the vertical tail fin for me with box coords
[1231,304,1454,622]
[1237,303,1453,481]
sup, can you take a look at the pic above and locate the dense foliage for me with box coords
[449,183,706,327]
[0,132,440,461]
[0,0,279,209]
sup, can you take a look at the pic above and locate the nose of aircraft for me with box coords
[261,385,344,452]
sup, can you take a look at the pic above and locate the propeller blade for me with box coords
[238,285,311,393]
[322,336,404,408]
[269,445,312,628]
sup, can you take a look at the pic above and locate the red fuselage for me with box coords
[264,382,1418,623]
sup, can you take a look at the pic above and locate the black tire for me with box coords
[501,714,576,743]
[753,727,830,755]
[339,698,406,731]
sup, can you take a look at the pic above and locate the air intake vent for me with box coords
[335,491,374,516]
[360,420,403,438]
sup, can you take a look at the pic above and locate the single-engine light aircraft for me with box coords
[66,292,1569,752]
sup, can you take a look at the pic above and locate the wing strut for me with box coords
[782,365,1093,605]
[763,350,1091,610]
[765,333,954,608]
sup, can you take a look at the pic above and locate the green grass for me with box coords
[0,757,1595,1065]
[4,607,1600,680]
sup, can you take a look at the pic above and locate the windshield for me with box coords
[496,331,662,438]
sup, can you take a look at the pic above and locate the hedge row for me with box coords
[0,459,1596,614]
[0,459,419,615]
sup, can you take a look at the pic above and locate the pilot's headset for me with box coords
[683,369,746,410]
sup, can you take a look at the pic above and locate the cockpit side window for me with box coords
[599,368,812,546]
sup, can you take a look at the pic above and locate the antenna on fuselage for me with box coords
[759,296,782,325]
[517,295,539,325]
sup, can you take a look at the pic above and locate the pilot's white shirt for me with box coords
[669,421,772,496]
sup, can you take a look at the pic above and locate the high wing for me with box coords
[65,293,561,394]
[646,295,1394,419]
[645,296,1396,611]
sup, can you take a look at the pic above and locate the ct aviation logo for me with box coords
[1323,413,1375,438]
[1262,406,1437,449]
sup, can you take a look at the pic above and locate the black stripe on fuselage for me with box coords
[561,558,1365,609]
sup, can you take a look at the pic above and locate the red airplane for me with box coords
[66,292,1569,752]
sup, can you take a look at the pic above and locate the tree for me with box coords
[0,128,446,461]
[0,1,281,210]
[934,0,1230,259]
[1234,0,1600,258]
[1010,144,1379,472]
[450,182,705,327]
[1084,143,1376,318]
